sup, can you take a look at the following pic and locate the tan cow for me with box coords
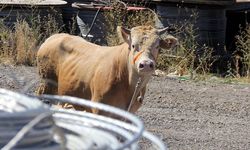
[37,25,177,114]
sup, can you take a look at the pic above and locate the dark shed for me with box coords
[152,0,250,74]
[152,0,250,54]
[226,1,250,53]
[62,1,154,45]
[157,3,227,55]
[61,0,108,44]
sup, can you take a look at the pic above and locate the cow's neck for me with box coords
[109,43,151,109]
[110,43,142,94]
[111,43,151,98]
[110,43,130,86]
[128,70,151,92]
[127,52,151,95]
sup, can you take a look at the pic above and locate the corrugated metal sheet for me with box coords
[0,1,66,28]
[0,7,63,27]
[236,0,250,2]
[0,0,67,6]
[126,0,234,5]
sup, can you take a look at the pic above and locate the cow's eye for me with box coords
[132,44,139,52]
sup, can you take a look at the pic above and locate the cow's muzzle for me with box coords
[138,60,155,73]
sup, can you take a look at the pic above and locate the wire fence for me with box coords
[0,88,167,150]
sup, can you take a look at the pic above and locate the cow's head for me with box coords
[121,26,178,76]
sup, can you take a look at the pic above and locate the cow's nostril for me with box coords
[149,62,154,69]
[139,63,144,68]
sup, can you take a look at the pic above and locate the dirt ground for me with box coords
[1,64,250,150]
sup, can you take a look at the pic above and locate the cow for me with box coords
[36,25,177,114]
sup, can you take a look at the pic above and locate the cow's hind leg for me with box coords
[36,56,58,95]
[36,79,58,95]
[36,79,58,105]
[36,57,58,105]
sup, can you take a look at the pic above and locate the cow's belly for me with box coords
[100,86,131,111]
[57,55,93,100]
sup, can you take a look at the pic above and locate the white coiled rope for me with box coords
[0,88,167,150]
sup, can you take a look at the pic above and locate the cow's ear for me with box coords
[159,35,178,49]
[120,26,131,44]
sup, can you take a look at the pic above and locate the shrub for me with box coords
[157,10,216,79]
[234,24,250,78]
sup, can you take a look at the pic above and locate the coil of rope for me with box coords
[0,88,167,150]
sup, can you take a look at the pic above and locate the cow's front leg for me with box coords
[130,86,146,113]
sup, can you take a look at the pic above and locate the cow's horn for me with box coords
[157,27,169,35]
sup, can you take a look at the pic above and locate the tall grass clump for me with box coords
[15,20,38,65]
[0,20,15,64]
[0,7,63,66]
[234,24,250,78]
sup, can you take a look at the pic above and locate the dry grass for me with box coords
[0,7,62,66]
[15,20,38,65]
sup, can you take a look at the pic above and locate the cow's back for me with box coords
[37,33,100,95]
[55,36,129,100]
